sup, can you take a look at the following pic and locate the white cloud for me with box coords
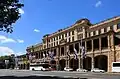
[1,38,16,43]
[19,8,24,15]
[17,39,24,43]
[0,35,25,44]
[0,35,6,40]
[0,35,16,43]
[34,29,40,32]
[95,1,102,7]
[0,46,25,56]
[0,46,14,56]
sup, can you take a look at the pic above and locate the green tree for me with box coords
[0,55,10,61]
[0,0,24,33]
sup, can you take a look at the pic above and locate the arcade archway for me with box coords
[83,57,92,71]
[94,55,108,71]
[70,58,78,71]
[50,60,56,69]
[26,63,30,70]
[59,59,66,70]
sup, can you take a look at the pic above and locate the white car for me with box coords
[76,68,88,72]
[30,66,46,71]
[91,68,105,73]
[64,67,73,71]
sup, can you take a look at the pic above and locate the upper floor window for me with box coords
[98,29,101,34]
[51,38,53,42]
[117,23,120,29]
[62,34,64,39]
[56,41,58,46]
[65,33,67,37]
[110,25,113,30]
[69,32,70,36]
[69,38,71,42]
[56,37,58,40]
[104,28,107,32]
[89,32,91,37]
[44,45,46,49]
[48,39,50,42]
[93,31,96,36]
[77,27,82,32]
[54,42,55,46]
[72,37,74,42]
[72,31,74,35]
[59,35,61,39]
[48,44,50,47]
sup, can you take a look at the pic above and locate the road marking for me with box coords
[32,74,78,78]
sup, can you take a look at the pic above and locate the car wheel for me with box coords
[100,71,102,73]
[32,68,35,71]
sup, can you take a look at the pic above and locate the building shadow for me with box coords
[0,76,87,79]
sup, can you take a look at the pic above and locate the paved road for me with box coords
[0,69,120,79]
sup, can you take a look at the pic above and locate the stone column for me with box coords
[38,52,39,59]
[39,52,41,59]
[66,45,70,68]
[99,38,101,51]
[91,40,94,69]
[56,47,59,65]
[108,34,115,72]
[85,41,87,55]
[60,47,61,56]
[66,59,68,68]
[92,57,94,69]
[64,46,66,56]
[73,43,75,58]
[83,27,86,39]
[78,42,81,69]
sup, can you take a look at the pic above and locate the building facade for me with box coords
[26,16,120,72]
[17,54,29,70]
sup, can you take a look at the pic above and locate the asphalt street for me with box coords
[0,69,120,79]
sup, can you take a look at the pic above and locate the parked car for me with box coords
[64,67,73,71]
[48,67,56,71]
[31,66,46,71]
[43,68,50,71]
[91,68,105,73]
[76,68,88,72]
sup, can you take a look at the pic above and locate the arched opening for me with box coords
[61,47,64,56]
[59,59,66,71]
[50,60,56,70]
[21,64,23,69]
[94,55,108,71]
[69,44,74,54]
[26,63,30,70]
[23,64,25,69]
[83,57,92,71]
[70,58,78,71]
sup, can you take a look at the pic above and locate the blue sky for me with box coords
[0,0,120,56]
